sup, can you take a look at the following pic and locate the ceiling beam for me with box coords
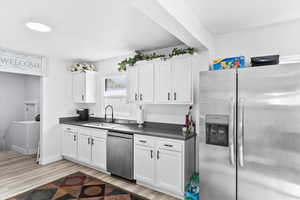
[129,0,214,51]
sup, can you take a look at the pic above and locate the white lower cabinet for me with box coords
[62,126,78,159]
[134,145,155,184]
[156,149,182,193]
[62,125,107,171]
[78,133,92,163]
[134,135,195,198]
[91,136,106,170]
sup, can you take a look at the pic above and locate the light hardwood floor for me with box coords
[0,151,179,200]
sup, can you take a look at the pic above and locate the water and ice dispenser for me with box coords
[205,114,229,147]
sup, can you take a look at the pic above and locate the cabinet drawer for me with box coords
[79,127,107,139]
[157,140,183,152]
[134,135,155,147]
[63,125,78,133]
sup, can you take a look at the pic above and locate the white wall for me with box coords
[80,46,209,125]
[214,19,300,58]
[24,75,41,113]
[39,57,76,164]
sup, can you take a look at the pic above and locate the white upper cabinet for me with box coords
[128,67,139,103]
[155,55,193,104]
[172,56,193,104]
[138,62,154,104]
[73,71,97,103]
[128,62,154,104]
[155,60,172,104]
[127,55,193,105]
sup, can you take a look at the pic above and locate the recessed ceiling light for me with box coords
[25,22,52,32]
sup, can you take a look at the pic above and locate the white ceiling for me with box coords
[0,0,181,61]
[187,0,300,35]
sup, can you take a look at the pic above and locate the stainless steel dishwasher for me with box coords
[107,131,133,180]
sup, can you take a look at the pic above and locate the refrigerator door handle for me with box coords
[238,98,245,167]
[229,98,236,166]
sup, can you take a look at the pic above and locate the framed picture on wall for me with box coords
[103,75,128,97]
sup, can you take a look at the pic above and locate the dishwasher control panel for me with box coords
[205,114,229,147]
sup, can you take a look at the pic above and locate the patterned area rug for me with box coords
[8,171,148,200]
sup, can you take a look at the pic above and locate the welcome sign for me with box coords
[0,48,46,76]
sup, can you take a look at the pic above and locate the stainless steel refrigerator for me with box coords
[199,63,300,200]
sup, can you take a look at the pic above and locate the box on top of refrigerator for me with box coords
[212,56,246,70]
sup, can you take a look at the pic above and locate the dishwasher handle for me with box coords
[108,131,133,139]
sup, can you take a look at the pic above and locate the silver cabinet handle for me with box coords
[91,138,94,145]
[73,135,76,141]
[229,98,236,166]
[164,144,173,147]
[238,98,245,167]
[135,93,138,101]
[139,140,146,143]
[82,95,85,101]
[168,92,170,101]
[157,150,160,160]
[150,150,153,159]
[174,92,176,101]
[140,94,143,101]
[88,138,90,145]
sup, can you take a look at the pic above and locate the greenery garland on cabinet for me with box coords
[118,47,195,72]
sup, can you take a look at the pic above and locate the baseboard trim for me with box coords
[63,156,109,175]
[136,181,183,199]
[39,155,63,165]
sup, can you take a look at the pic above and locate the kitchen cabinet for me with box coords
[134,144,155,184]
[154,55,193,104]
[91,135,106,170]
[128,67,139,103]
[134,135,195,198]
[62,126,77,159]
[61,125,107,171]
[72,71,97,103]
[77,132,91,163]
[156,149,182,193]
[172,56,193,104]
[138,62,154,103]
[128,62,154,104]
[155,61,172,104]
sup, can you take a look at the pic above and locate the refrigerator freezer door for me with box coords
[237,64,300,200]
[199,69,236,200]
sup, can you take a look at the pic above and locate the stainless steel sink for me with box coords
[82,122,116,129]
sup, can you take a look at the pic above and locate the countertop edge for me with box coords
[60,121,196,141]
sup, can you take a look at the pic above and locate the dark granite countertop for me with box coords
[59,117,195,141]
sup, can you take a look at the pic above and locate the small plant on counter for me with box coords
[118,47,195,72]
[69,63,96,72]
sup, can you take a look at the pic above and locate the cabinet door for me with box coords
[156,149,183,194]
[91,136,106,170]
[138,62,154,104]
[134,145,155,184]
[77,133,91,164]
[85,72,97,103]
[62,131,77,159]
[172,57,193,104]
[155,61,172,104]
[73,72,85,103]
[128,67,139,103]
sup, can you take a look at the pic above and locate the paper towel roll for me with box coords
[136,105,144,126]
